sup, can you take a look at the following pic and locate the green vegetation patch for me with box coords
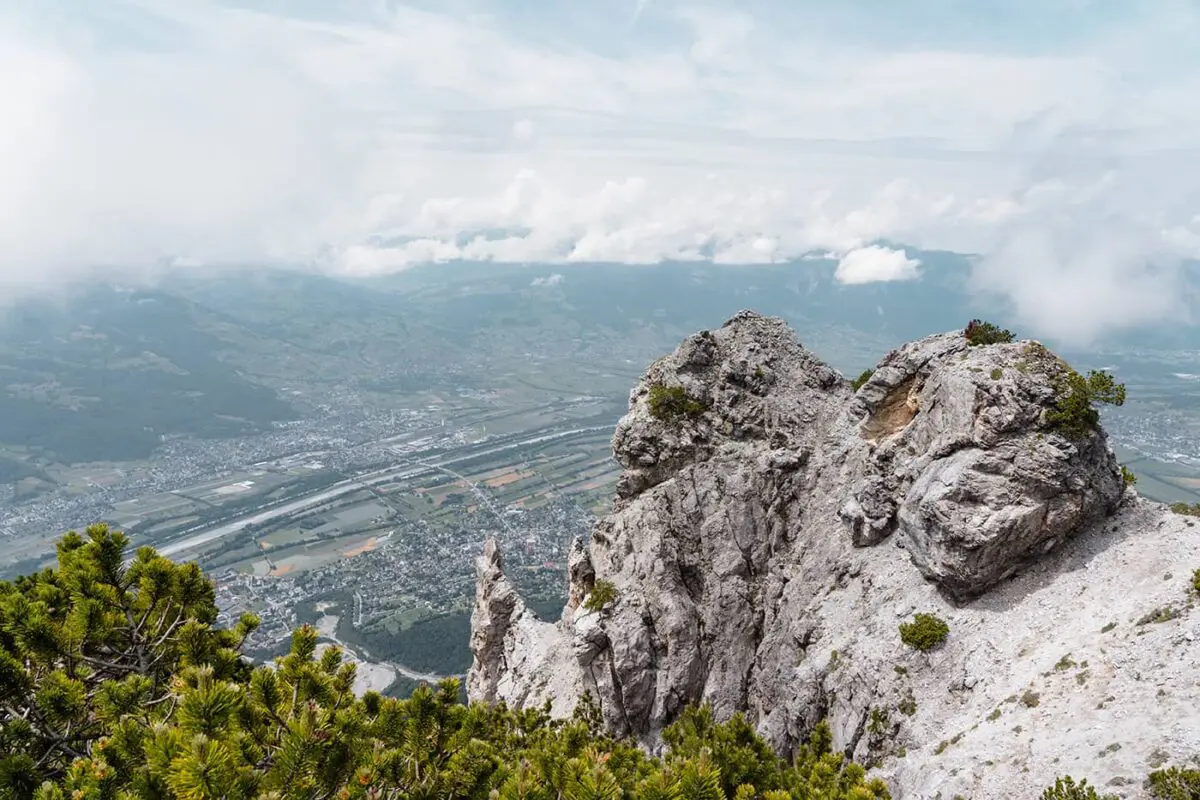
[1046,368,1126,440]
[851,369,875,391]
[1054,654,1077,672]
[584,579,618,612]
[964,319,1015,346]
[1171,502,1200,517]
[1041,775,1118,800]
[1137,606,1180,625]
[1121,465,1138,487]
[647,382,708,423]
[867,707,890,736]
[1044,765,1200,800]
[899,613,950,652]
[1010,342,1127,442]
[1148,765,1200,798]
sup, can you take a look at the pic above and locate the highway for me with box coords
[154,425,611,559]
[156,466,427,558]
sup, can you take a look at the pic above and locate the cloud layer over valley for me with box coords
[3,0,1200,343]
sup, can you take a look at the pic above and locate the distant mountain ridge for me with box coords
[0,251,1196,466]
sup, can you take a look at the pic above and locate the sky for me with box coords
[3,0,1200,343]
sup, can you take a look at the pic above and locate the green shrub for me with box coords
[0,530,899,800]
[1171,502,1200,517]
[964,319,1015,346]
[1192,569,1200,596]
[1137,606,1179,625]
[850,369,875,391]
[899,613,950,651]
[1148,766,1200,799]
[1054,654,1076,671]
[1121,465,1137,487]
[584,579,618,612]
[1041,775,1118,800]
[990,367,1003,380]
[1045,368,1126,440]
[647,383,707,423]
[867,707,889,736]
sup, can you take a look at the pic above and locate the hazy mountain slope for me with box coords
[0,286,296,463]
[1,254,1194,468]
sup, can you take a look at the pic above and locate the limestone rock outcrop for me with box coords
[469,311,1198,799]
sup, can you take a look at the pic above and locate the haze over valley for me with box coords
[2,260,1199,689]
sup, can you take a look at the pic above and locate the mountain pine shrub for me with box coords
[1046,368,1126,440]
[899,613,950,652]
[964,320,1015,346]
[648,383,708,423]
[1121,465,1137,487]
[1,527,894,800]
[583,579,618,612]
[1040,775,1118,800]
[1147,765,1200,798]
[0,524,257,790]
[851,369,875,391]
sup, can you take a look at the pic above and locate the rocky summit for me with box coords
[468,311,1200,800]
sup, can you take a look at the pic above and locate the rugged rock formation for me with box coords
[469,311,1200,799]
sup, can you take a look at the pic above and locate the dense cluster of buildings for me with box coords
[0,391,447,543]
[214,500,593,656]
[1105,408,1200,466]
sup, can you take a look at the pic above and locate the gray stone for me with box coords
[467,311,1186,800]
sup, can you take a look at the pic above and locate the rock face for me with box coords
[846,332,1123,599]
[468,311,1199,799]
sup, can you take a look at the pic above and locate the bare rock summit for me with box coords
[470,311,1197,799]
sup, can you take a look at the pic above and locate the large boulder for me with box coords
[849,332,1124,599]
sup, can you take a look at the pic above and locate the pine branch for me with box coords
[80,653,139,676]
[6,703,87,769]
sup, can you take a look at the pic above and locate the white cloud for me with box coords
[511,119,536,142]
[1,0,1200,342]
[835,246,921,285]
